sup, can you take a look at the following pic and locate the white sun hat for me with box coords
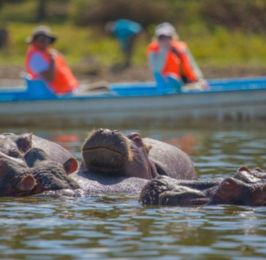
[155,22,176,37]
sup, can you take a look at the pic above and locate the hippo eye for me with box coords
[8,149,21,158]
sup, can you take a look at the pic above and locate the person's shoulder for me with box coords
[172,40,187,47]
[171,40,188,52]
[147,41,159,51]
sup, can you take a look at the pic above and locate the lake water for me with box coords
[0,125,266,259]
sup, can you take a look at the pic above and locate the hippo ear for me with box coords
[255,167,264,173]
[238,166,250,174]
[16,133,33,153]
[63,158,79,175]
[144,144,152,154]
[128,132,144,147]
[18,175,37,192]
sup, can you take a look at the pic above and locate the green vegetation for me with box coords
[1,0,266,70]
[0,23,148,67]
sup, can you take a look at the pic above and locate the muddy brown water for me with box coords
[0,125,266,259]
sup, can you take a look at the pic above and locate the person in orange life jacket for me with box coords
[25,25,79,95]
[147,22,204,91]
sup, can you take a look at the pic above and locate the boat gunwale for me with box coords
[1,85,266,104]
[1,75,266,103]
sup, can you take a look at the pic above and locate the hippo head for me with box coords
[0,148,79,197]
[140,167,266,207]
[24,147,78,175]
[82,128,157,179]
[210,167,266,206]
[139,177,175,205]
[0,132,78,175]
[139,176,208,206]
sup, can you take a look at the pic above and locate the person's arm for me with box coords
[29,51,56,82]
[148,48,168,73]
[179,51,198,83]
[184,48,204,81]
[180,48,209,88]
[171,43,208,89]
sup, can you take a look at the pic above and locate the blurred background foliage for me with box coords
[2,0,266,31]
[1,0,266,73]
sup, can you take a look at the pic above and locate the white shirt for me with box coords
[148,47,168,73]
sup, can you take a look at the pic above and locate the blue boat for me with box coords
[0,76,266,127]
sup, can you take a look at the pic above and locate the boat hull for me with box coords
[1,86,265,127]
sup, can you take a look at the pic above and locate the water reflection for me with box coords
[1,196,266,258]
[0,126,265,258]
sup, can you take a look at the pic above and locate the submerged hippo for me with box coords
[139,166,266,207]
[0,148,79,197]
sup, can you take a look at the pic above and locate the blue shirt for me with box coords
[112,19,142,39]
[112,19,142,49]
[29,52,49,75]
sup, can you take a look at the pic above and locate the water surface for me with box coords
[0,126,266,259]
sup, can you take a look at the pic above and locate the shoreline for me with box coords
[1,64,266,87]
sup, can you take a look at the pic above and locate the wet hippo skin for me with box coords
[139,166,266,207]
[0,129,196,196]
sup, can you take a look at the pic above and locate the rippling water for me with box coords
[0,126,266,259]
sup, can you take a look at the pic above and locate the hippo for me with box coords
[0,129,195,196]
[0,147,79,197]
[1,130,266,207]
[80,128,196,179]
[71,128,196,193]
[139,166,266,207]
[0,132,81,197]
[0,132,78,174]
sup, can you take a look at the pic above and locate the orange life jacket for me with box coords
[147,40,198,82]
[25,45,79,94]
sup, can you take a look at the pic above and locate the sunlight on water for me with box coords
[0,126,266,258]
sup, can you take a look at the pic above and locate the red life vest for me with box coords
[25,45,79,94]
[147,40,198,82]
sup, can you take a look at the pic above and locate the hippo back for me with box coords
[144,138,196,180]
[73,167,147,194]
